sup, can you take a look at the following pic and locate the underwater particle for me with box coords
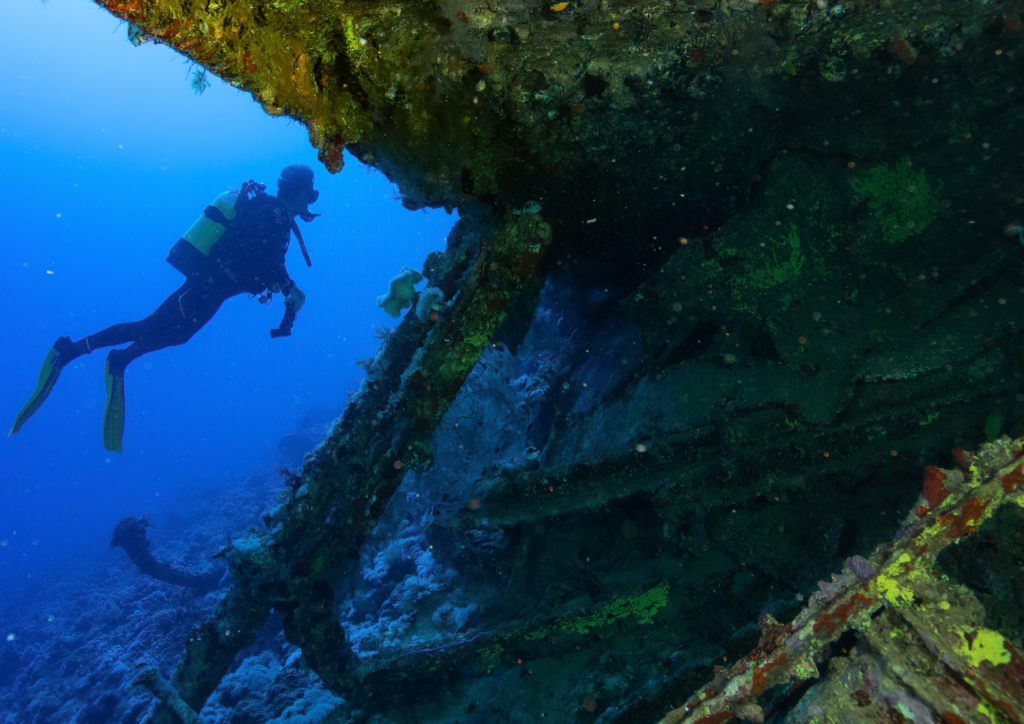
[812,311,822,321]
[613,22,619,29]
[635,444,647,453]
[583,696,597,712]
[798,336,807,344]
[467,497,481,510]
[475,80,486,92]
[678,237,688,245]
[891,450,898,456]
[5,634,14,642]
[394,460,404,469]
[672,302,682,312]
[848,162,856,168]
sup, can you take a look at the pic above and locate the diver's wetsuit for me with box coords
[79,277,238,371]
[64,193,295,374]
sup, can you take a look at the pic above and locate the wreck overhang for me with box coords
[94,0,1005,236]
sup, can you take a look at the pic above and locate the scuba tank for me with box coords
[166,181,264,282]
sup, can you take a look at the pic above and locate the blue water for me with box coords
[0,0,455,590]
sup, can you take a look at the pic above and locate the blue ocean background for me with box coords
[0,0,455,593]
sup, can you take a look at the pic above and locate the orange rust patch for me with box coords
[1001,464,1023,494]
[155,19,182,40]
[940,712,967,724]
[694,714,735,724]
[751,652,787,695]
[920,466,950,512]
[937,496,988,539]
[242,52,258,74]
[952,447,973,469]
[813,593,873,635]
[886,33,917,65]
[103,0,148,20]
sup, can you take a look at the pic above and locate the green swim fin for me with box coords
[102,357,126,454]
[9,342,65,436]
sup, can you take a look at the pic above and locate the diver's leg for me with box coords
[35,281,198,378]
[78,280,199,353]
[100,284,230,453]
[7,285,194,437]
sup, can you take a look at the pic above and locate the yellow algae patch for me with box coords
[956,627,1011,668]
[294,51,318,105]
[875,571,914,606]
[344,17,362,55]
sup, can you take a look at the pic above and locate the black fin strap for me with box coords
[290,219,312,267]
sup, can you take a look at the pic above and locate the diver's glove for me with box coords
[286,285,306,312]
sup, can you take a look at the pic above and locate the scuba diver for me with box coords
[8,164,320,453]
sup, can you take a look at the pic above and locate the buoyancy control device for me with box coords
[167,180,314,285]
[166,183,250,283]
